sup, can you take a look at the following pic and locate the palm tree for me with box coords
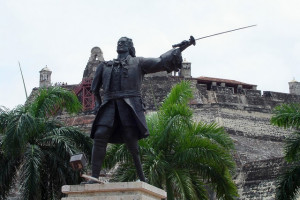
[105,81,238,200]
[271,103,300,200]
[0,87,92,200]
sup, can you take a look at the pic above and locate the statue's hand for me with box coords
[172,36,196,52]
[160,48,183,73]
[180,40,190,47]
[172,40,189,48]
[172,48,183,72]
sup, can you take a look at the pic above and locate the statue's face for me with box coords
[117,37,130,54]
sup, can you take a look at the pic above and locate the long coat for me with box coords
[90,48,182,143]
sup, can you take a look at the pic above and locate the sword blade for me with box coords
[195,24,257,41]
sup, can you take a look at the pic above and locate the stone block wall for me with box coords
[141,76,187,110]
[55,76,300,200]
[237,158,285,200]
[57,111,95,134]
[140,77,299,199]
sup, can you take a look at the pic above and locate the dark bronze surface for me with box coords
[89,37,183,182]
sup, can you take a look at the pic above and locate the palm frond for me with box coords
[161,80,193,109]
[165,177,175,200]
[143,151,166,187]
[162,103,193,119]
[0,106,7,112]
[40,126,92,157]
[30,86,81,118]
[192,163,237,200]
[213,169,238,200]
[20,144,44,200]
[276,165,300,200]
[52,126,92,159]
[146,112,160,134]
[0,106,10,134]
[175,137,235,171]
[0,150,21,200]
[0,86,90,199]
[154,114,188,151]
[111,162,137,182]
[284,131,300,162]
[41,147,81,196]
[104,144,131,169]
[192,122,234,150]
[167,168,198,200]
[2,109,37,157]
[190,174,209,200]
[271,103,300,200]
[271,103,300,129]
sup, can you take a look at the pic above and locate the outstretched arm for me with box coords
[140,48,182,74]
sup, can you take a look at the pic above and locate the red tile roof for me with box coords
[196,76,256,86]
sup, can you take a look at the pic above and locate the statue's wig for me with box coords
[119,37,136,57]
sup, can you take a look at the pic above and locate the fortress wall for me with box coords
[57,111,95,134]
[140,77,298,200]
[141,76,187,110]
[56,76,300,200]
[237,158,285,200]
[193,106,290,141]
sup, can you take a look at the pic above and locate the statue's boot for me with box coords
[128,146,146,182]
[81,138,107,184]
[123,127,146,182]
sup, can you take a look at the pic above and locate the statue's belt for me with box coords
[103,90,141,101]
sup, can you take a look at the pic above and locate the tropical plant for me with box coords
[271,103,300,200]
[0,87,92,200]
[104,81,238,200]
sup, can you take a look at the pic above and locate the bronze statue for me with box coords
[85,37,182,183]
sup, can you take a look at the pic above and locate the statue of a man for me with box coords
[87,37,182,183]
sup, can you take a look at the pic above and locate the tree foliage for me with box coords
[0,87,92,200]
[105,81,238,200]
[271,103,300,200]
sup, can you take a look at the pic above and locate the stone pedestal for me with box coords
[61,182,167,200]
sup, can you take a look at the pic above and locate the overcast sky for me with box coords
[1,0,299,109]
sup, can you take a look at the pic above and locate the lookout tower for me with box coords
[39,66,52,87]
[289,78,300,95]
[83,47,104,79]
[179,58,191,78]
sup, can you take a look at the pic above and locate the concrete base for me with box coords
[61,182,167,200]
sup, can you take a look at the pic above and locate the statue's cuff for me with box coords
[160,49,183,73]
